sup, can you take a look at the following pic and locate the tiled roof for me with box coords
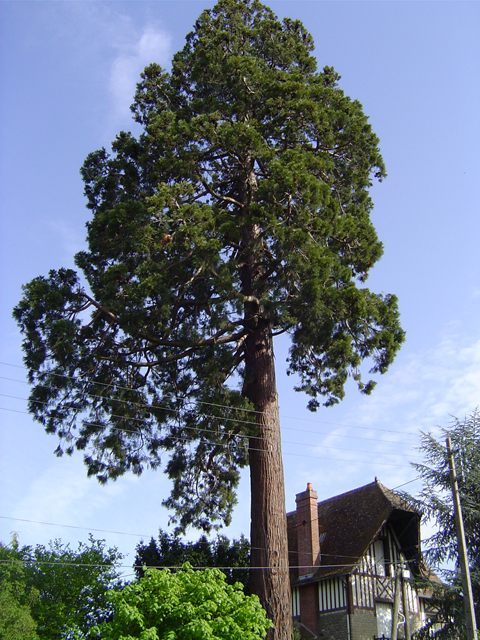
[287,479,420,582]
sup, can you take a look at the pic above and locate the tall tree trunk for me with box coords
[244,319,293,640]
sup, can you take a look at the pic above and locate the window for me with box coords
[376,602,392,638]
[291,587,300,617]
[319,578,347,612]
[374,540,386,577]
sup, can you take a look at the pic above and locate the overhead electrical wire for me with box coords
[0,405,415,467]
[0,513,366,562]
[0,557,365,571]
[391,476,422,490]
[0,472,425,563]
[0,361,421,438]
[0,387,418,449]
[0,360,425,550]
[0,392,421,464]
[0,515,149,539]
[0,364,439,577]
[0,391,421,468]
[1,369,422,461]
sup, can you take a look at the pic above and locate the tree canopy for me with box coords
[14,0,403,527]
[0,588,39,640]
[0,539,39,640]
[134,530,250,591]
[1,536,124,640]
[408,409,480,638]
[94,564,272,640]
[14,0,404,636]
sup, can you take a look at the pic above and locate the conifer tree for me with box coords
[134,530,250,591]
[14,1,405,636]
[408,410,480,638]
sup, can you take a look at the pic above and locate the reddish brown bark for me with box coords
[244,319,293,640]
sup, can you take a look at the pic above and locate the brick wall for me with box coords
[317,610,349,640]
[349,609,377,640]
[299,583,319,635]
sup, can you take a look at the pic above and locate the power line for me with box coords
[0,513,298,559]
[1,361,267,416]
[0,382,419,449]
[0,376,420,446]
[0,383,420,462]
[0,407,413,467]
[391,477,422,490]
[0,516,149,538]
[0,378,261,432]
[284,451,411,467]
[0,393,420,462]
[0,558,362,571]
[1,472,426,563]
[0,361,420,438]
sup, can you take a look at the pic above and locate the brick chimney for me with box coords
[295,483,320,576]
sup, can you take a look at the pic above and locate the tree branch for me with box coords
[198,177,243,207]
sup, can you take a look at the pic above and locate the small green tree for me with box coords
[19,536,123,640]
[0,539,39,640]
[134,530,250,591]
[407,410,480,639]
[0,588,39,640]
[94,564,272,640]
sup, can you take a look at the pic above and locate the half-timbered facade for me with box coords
[287,480,434,640]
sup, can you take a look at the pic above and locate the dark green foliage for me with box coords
[93,565,272,640]
[407,410,480,639]
[14,0,404,531]
[134,529,250,592]
[1,535,123,640]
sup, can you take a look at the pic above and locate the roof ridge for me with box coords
[316,479,379,507]
[286,480,379,517]
[374,479,416,512]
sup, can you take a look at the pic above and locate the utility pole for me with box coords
[446,437,478,640]
[401,568,412,640]
[391,568,402,640]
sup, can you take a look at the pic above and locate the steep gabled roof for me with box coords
[287,479,421,582]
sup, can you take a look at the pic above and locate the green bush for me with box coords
[94,564,272,640]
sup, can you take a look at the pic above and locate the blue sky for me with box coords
[1,0,479,572]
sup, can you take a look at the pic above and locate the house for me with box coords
[287,479,436,640]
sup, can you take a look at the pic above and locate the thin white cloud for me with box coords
[109,26,172,125]
[31,2,173,134]
[13,458,101,526]
[344,332,480,435]
[45,219,87,261]
[282,326,480,506]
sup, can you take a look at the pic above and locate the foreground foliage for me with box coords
[0,588,38,640]
[409,410,480,639]
[134,529,250,591]
[94,565,272,640]
[0,536,123,640]
[0,539,39,640]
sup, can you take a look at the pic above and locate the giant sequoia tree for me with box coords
[14,1,404,637]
